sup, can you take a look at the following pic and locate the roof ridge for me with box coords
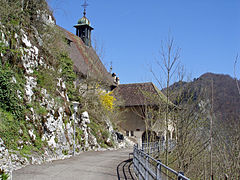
[58,25,113,85]
[119,82,153,86]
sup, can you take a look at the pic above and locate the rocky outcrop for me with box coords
[0,108,126,175]
[0,2,133,179]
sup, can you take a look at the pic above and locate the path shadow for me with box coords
[116,158,135,180]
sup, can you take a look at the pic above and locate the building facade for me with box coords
[114,82,176,145]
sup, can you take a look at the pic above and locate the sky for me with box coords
[48,0,240,86]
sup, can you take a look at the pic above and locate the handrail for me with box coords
[141,141,160,155]
[133,143,190,180]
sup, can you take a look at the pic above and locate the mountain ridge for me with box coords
[165,72,240,123]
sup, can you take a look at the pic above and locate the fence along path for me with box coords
[132,143,190,180]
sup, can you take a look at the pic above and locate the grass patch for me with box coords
[34,68,57,95]
[0,109,20,150]
[20,144,33,157]
[62,149,69,155]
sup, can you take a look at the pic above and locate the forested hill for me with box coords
[165,72,240,123]
[161,72,240,178]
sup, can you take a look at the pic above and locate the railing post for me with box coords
[138,150,141,180]
[133,146,136,175]
[156,142,158,153]
[156,160,161,180]
[133,142,190,180]
[178,171,184,180]
[145,155,149,180]
[137,148,140,179]
[150,143,152,154]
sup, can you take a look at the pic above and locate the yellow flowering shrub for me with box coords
[99,91,116,111]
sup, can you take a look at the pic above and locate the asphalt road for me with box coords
[13,148,135,180]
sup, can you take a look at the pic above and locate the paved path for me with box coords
[13,148,135,180]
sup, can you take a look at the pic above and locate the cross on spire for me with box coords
[82,0,88,17]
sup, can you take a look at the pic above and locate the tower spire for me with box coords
[74,0,93,47]
[82,0,88,17]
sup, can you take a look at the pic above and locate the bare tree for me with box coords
[149,36,212,179]
[234,54,240,95]
[92,37,108,69]
[151,36,180,166]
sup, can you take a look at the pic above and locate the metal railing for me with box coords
[141,140,176,155]
[133,144,190,180]
[141,142,160,155]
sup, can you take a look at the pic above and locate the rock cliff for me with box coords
[0,0,127,177]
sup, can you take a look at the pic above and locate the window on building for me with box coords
[131,131,134,137]
[126,131,129,137]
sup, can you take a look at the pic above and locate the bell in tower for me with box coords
[74,1,93,47]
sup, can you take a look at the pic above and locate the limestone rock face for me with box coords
[0,26,124,178]
[0,138,29,175]
[81,111,90,124]
[79,111,99,151]
[0,3,132,177]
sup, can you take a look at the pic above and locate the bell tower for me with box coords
[74,0,93,47]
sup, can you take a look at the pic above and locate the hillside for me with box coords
[165,72,240,123]
[161,73,240,178]
[0,0,125,176]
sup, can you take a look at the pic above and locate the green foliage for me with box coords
[0,41,7,55]
[63,117,68,126]
[0,0,79,158]
[28,101,48,117]
[88,121,111,148]
[34,135,44,151]
[20,128,30,144]
[88,121,99,137]
[79,80,124,132]
[34,52,77,101]
[20,137,44,157]
[100,143,108,149]
[77,81,123,149]
[0,65,24,119]
[59,53,76,82]
[0,103,44,152]
[36,106,48,116]
[58,53,76,101]
[0,0,49,67]
[0,109,19,150]
[101,130,109,141]
[0,0,49,31]
[35,68,57,95]
[75,148,80,153]
[0,0,118,159]
[20,144,33,157]
[0,171,9,180]
[62,149,69,155]
[76,127,83,144]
